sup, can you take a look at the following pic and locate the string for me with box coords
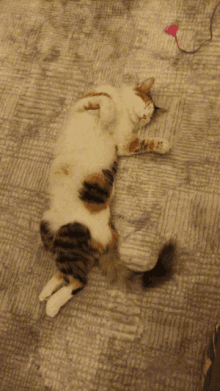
[166,1,220,54]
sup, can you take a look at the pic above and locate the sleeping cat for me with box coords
[39,77,171,317]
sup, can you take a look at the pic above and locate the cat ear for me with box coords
[154,106,167,114]
[138,77,154,93]
[157,108,167,114]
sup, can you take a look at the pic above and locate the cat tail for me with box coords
[72,95,115,127]
[99,241,176,292]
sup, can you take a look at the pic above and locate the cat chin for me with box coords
[139,119,151,128]
[134,104,154,124]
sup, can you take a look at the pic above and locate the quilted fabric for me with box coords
[0,0,220,390]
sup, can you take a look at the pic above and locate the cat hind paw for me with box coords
[39,287,52,302]
[46,295,61,318]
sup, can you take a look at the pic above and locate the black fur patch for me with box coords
[111,160,118,175]
[142,242,175,288]
[79,180,110,204]
[53,222,95,284]
[102,169,114,185]
[40,220,54,252]
[79,162,118,206]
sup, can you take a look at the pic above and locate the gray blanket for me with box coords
[1,0,220,390]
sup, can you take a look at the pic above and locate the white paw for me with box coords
[39,274,65,302]
[153,138,170,154]
[160,139,170,154]
[46,295,61,318]
[45,285,73,317]
[39,287,52,302]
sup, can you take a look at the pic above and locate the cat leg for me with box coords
[46,278,83,318]
[72,95,115,126]
[118,137,170,157]
[39,272,66,302]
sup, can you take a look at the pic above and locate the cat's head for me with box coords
[122,77,166,128]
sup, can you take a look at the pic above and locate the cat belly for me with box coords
[42,201,112,249]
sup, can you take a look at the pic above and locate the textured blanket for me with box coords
[0,0,220,390]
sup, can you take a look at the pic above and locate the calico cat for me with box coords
[39,77,171,317]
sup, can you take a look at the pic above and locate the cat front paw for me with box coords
[147,138,170,154]
[157,139,170,154]
[46,295,61,318]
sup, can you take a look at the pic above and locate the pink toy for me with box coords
[165,25,180,49]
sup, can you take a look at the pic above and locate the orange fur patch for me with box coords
[84,102,100,111]
[91,238,105,253]
[134,88,151,103]
[203,358,212,373]
[69,277,84,290]
[83,202,109,214]
[102,257,110,267]
[135,87,150,103]
[102,257,122,270]
[84,173,106,186]
[145,140,156,151]
[125,137,140,153]
[138,114,146,122]
[134,79,154,103]
[84,92,112,99]
[113,260,122,270]
[61,168,69,175]
[139,78,154,92]
[55,272,64,280]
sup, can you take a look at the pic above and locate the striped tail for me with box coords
[99,239,176,291]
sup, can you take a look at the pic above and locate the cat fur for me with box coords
[39,78,171,317]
